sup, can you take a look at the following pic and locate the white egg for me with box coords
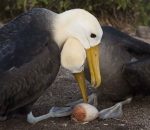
[71,103,99,123]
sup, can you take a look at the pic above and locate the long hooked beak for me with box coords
[73,72,88,102]
[73,44,101,103]
[86,44,101,87]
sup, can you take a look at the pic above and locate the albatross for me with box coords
[85,26,150,102]
[0,8,102,121]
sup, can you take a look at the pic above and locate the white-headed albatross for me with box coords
[0,8,103,121]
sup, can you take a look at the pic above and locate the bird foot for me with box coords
[99,97,132,119]
[27,94,132,124]
[27,93,97,124]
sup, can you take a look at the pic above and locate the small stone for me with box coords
[62,123,67,127]
[119,124,125,127]
[44,124,48,127]
[103,123,109,126]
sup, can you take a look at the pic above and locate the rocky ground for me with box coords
[0,68,150,130]
[0,24,150,130]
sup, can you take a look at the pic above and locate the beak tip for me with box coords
[95,84,100,88]
[91,79,101,88]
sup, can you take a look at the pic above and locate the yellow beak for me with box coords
[73,72,88,103]
[86,44,101,87]
[73,44,101,103]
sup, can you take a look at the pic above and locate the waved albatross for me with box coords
[0,8,103,121]
[85,26,150,102]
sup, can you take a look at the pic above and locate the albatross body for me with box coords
[0,8,103,121]
[86,26,150,101]
[0,8,60,120]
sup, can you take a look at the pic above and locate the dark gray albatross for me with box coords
[0,8,103,122]
[85,26,150,102]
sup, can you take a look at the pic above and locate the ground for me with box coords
[0,67,150,130]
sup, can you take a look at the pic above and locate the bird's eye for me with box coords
[90,33,96,38]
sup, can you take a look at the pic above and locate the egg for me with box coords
[71,103,99,123]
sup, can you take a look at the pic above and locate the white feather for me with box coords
[61,37,86,73]
[53,9,103,49]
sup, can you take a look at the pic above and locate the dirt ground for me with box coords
[0,67,149,130]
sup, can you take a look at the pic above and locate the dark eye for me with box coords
[90,33,96,38]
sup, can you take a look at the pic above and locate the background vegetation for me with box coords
[0,0,150,28]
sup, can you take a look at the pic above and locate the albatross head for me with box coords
[53,9,103,102]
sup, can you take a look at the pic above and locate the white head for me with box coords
[53,9,103,102]
[53,9,103,49]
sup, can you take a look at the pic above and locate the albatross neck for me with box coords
[52,9,82,49]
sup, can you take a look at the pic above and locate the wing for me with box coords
[102,26,150,55]
[0,9,60,116]
[123,58,150,95]
[0,45,60,116]
[0,8,54,74]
